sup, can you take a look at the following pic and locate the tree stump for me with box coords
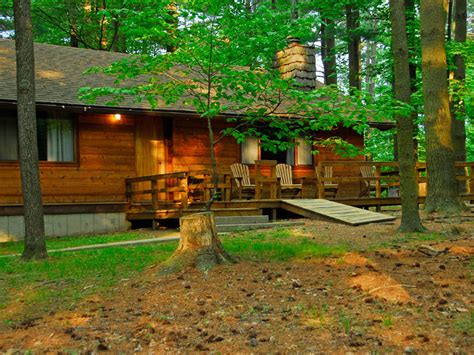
[158,212,235,274]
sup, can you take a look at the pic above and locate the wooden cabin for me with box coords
[0,39,384,241]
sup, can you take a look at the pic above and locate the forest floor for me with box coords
[0,210,473,353]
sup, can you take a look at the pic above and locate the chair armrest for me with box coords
[234,177,244,188]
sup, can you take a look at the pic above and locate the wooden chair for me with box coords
[230,163,255,199]
[315,166,334,184]
[360,166,376,187]
[276,163,302,198]
[314,165,337,198]
[360,165,395,197]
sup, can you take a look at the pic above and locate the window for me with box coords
[38,117,75,162]
[0,112,75,162]
[296,138,312,165]
[241,137,259,164]
[241,137,313,166]
[0,116,19,160]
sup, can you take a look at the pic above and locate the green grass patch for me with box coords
[222,229,346,261]
[455,310,474,336]
[0,232,158,256]
[0,241,177,324]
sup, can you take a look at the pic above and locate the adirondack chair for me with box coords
[230,163,255,199]
[315,165,337,198]
[276,163,302,198]
[315,166,334,185]
[360,166,376,187]
[360,165,393,197]
[360,165,377,197]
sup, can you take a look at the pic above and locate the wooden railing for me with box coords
[125,162,473,208]
[316,161,474,200]
[125,170,232,209]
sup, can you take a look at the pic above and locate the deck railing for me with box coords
[316,161,474,200]
[125,170,232,208]
[125,162,473,210]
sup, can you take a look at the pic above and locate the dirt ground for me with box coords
[1,212,473,353]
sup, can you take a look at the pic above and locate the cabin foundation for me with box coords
[0,212,128,242]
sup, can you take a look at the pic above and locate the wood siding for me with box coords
[0,113,136,204]
[171,117,240,172]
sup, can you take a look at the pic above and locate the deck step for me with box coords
[127,207,262,220]
[184,208,262,217]
[215,215,269,225]
[217,221,303,233]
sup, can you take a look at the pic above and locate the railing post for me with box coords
[223,174,231,201]
[317,163,325,199]
[180,174,188,209]
[151,177,159,210]
[375,165,381,198]
[125,180,133,204]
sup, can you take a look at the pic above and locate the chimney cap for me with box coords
[286,36,301,44]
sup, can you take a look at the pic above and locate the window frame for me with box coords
[0,109,79,166]
[240,137,313,166]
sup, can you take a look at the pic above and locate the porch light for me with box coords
[113,113,122,121]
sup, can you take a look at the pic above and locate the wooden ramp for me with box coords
[281,199,396,226]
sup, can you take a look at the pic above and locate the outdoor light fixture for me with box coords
[114,113,122,121]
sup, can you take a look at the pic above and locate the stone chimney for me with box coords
[273,37,317,91]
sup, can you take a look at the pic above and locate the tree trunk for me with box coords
[66,0,79,47]
[291,0,299,20]
[451,0,467,192]
[97,0,108,50]
[447,0,453,40]
[321,17,337,86]
[13,0,47,259]
[346,4,361,93]
[165,2,178,53]
[365,19,377,97]
[420,0,464,214]
[158,212,235,274]
[389,0,425,232]
[405,0,419,160]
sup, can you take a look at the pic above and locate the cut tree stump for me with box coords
[158,212,235,274]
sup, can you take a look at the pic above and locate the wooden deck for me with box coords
[124,162,474,224]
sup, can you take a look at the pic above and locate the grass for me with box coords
[455,310,474,336]
[338,311,353,335]
[0,227,347,325]
[222,228,346,261]
[0,232,161,256]
[0,242,177,324]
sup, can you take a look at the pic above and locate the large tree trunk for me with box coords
[346,4,361,93]
[420,0,464,214]
[158,212,234,274]
[14,0,47,259]
[405,0,420,160]
[321,17,337,86]
[451,0,467,192]
[389,0,425,232]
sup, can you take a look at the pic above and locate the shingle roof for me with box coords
[0,39,392,127]
[0,39,157,110]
